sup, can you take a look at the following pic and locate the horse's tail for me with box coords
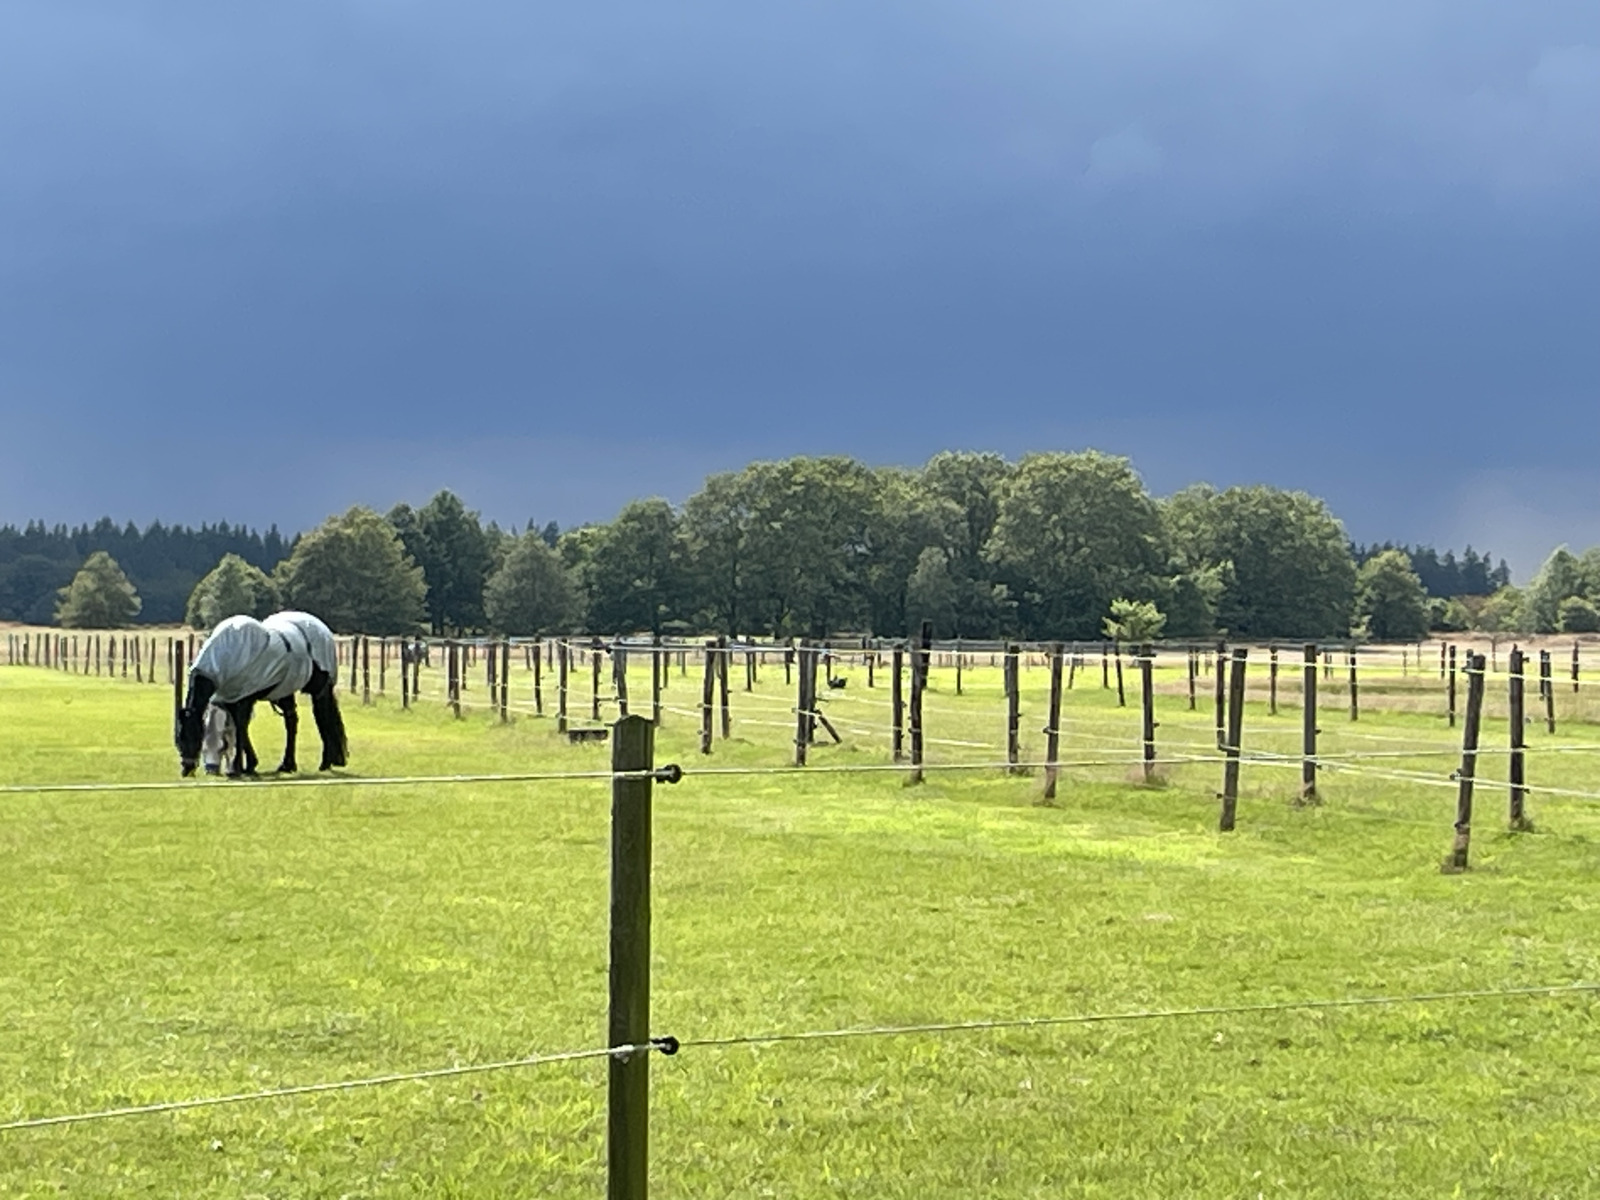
[312,684,348,768]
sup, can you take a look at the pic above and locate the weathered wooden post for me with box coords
[449,641,461,718]
[499,640,511,722]
[717,636,731,740]
[651,636,662,725]
[1447,643,1458,727]
[1113,645,1126,707]
[347,637,358,695]
[1348,646,1358,721]
[533,637,544,715]
[592,638,605,723]
[700,640,716,755]
[1268,645,1279,715]
[1004,643,1021,772]
[614,643,631,719]
[784,639,793,686]
[400,641,411,709]
[1509,647,1529,831]
[1219,648,1248,832]
[909,621,931,784]
[362,636,372,706]
[1444,653,1487,872]
[1101,643,1110,689]
[793,641,814,767]
[1187,646,1197,711]
[1043,643,1064,802]
[378,638,387,696]
[1301,643,1318,803]
[1541,650,1555,733]
[1139,643,1156,783]
[955,638,963,696]
[608,713,659,1200]
[891,645,905,762]
[1574,640,1581,694]
[1214,639,1227,750]
[557,639,571,733]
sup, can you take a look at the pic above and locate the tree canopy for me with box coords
[185,553,280,628]
[274,507,426,634]
[55,551,141,628]
[1355,550,1431,641]
[484,533,583,635]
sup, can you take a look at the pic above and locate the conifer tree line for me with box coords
[7,450,1591,640]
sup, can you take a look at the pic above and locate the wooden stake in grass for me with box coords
[614,643,630,719]
[717,636,731,740]
[1187,646,1197,711]
[1004,643,1021,772]
[449,641,461,718]
[1139,643,1156,783]
[700,639,716,756]
[1509,647,1530,831]
[1101,642,1109,689]
[1573,640,1581,694]
[362,636,372,706]
[1114,645,1126,708]
[1214,639,1227,750]
[891,645,905,762]
[557,640,570,734]
[607,713,657,1200]
[1541,650,1555,734]
[533,637,544,715]
[909,621,931,785]
[1301,643,1318,803]
[1444,652,1487,872]
[1043,643,1064,802]
[592,638,604,723]
[1447,644,1457,728]
[499,640,511,723]
[1269,645,1278,715]
[650,636,662,725]
[1218,648,1247,832]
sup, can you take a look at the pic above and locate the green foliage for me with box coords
[1166,484,1356,638]
[54,550,141,628]
[483,533,584,635]
[1431,597,1474,633]
[1475,585,1527,633]
[1355,549,1431,641]
[389,491,493,633]
[1102,597,1167,643]
[579,499,683,634]
[1524,547,1585,633]
[986,452,1166,639]
[184,553,280,628]
[905,546,959,637]
[1558,596,1600,634]
[274,507,426,634]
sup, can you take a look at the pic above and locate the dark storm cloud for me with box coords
[1,1,1596,572]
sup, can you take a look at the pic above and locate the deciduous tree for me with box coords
[55,551,141,628]
[275,507,426,634]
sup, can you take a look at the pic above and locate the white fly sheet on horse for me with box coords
[191,611,339,704]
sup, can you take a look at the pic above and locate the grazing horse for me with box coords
[175,611,348,777]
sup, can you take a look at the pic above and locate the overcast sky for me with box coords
[2,1,1596,576]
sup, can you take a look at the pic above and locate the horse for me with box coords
[175,611,348,777]
[200,702,237,776]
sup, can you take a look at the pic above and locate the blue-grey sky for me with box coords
[2,1,1596,576]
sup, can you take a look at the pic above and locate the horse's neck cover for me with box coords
[264,611,338,679]
[192,614,308,703]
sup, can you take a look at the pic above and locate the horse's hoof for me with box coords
[277,762,298,775]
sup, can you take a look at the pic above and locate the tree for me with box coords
[55,551,141,627]
[1475,586,1526,634]
[1166,484,1356,638]
[1355,549,1430,641]
[274,507,426,634]
[1525,547,1587,633]
[1103,598,1167,643]
[401,490,493,633]
[581,499,683,634]
[185,553,280,628]
[904,547,959,637]
[484,533,583,634]
[986,452,1167,639]
[1559,596,1600,634]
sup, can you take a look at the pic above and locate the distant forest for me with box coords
[1352,544,1510,599]
[0,519,290,624]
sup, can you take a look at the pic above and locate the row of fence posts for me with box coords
[4,630,206,687]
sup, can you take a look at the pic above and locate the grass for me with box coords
[4,651,1600,1197]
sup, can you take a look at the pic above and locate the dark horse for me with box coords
[175,611,348,777]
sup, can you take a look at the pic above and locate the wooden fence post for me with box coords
[1187,646,1197,711]
[378,638,387,696]
[608,713,657,1200]
[717,636,731,740]
[400,641,411,709]
[1004,643,1021,772]
[891,646,905,762]
[532,637,544,715]
[955,638,963,696]
[1101,643,1109,689]
[700,640,716,755]
[1301,643,1318,803]
[1043,643,1063,802]
[1219,648,1247,832]
[592,638,604,723]
[449,641,461,718]
[348,637,358,695]
[1269,646,1278,715]
[1444,653,1487,872]
[556,640,570,733]
[909,621,931,784]
[362,636,372,706]
[1348,646,1358,722]
[1214,639,1227,750]
[614,643,631,719]
[1573,640,1581,693]
[651,636,662,725]
[1509,647,1529,831]
[1139,644,1156,783]
[499,640,511,722]
[1541,650,1555,733]
[1448,644,1458,727]
[792,641,811,767]
[1113,645,1125,708]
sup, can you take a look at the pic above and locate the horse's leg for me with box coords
[307,669,348,770]
[276,697,299,773]
[235,701,260,776]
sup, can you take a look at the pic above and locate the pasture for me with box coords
[4,647,1600,1197]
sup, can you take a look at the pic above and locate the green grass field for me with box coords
[4,650,1600,1197]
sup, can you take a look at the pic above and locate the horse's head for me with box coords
[175,673,217,777]
[200,703,236,776]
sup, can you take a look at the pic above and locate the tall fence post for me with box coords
[891,646,905,762]
[557,639,570,734]
[717,636,731,740]
[909,622,931,784]
[401,641,411,709]
[608,713,656,1200]
[1573,640,1581,694]
[592,639,605,723]
[1509,647,1530,831]
[651,636,662,725]
[700,640,717,755]
[1218,648,1247,832]
[378,638,387,696]
[172,639,187,736]
[1187,646,1197,711]
[1214,639,1227,750]
[1447,644,1457,728]
[1301,643,1318,803]
[614,643,631,719]
[1268,645,1279,715]
[1004,643,1020,772]
[362,636,371,706]
[534,637,545,715]
[499,640,511,723]
[1043,643,1063,802]
[1138,644,1157,782]
[1347,645,1359,722]
[1541,650,1555,733]
[1444,653,1487,872]
[449,641,461,719]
